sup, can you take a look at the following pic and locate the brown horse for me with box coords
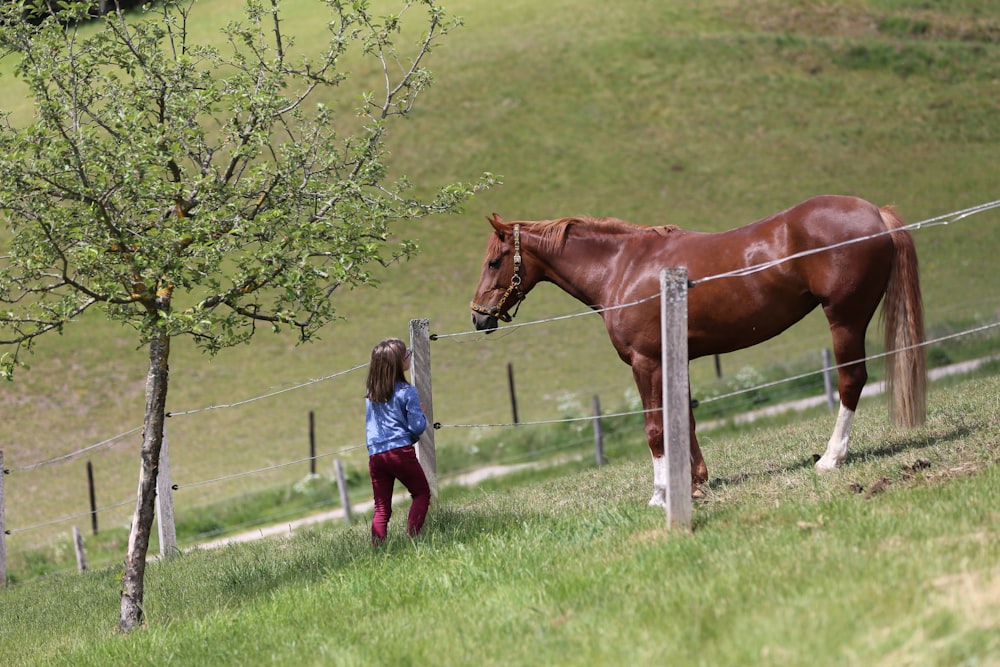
[470,195,926,505]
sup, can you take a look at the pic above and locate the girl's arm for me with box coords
[403,385,427,439]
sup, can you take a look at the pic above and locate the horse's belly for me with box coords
[687,292,819,358]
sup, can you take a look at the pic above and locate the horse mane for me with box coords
[526,217,677,254]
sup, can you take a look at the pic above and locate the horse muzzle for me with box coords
[471,309,500,333]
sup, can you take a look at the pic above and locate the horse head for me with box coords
[470,213,528,332]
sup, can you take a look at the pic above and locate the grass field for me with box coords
[1,373,997,665]
[1,0,999,576]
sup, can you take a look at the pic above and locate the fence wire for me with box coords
[433,198,1000,339]
[6,315,997,538]
[12,199,999,471]
[4,199,1000,538]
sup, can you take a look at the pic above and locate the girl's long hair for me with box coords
[366,337,408,403]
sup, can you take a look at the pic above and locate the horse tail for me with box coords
[879,205,926,427]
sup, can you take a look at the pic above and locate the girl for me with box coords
[365,337,431,543]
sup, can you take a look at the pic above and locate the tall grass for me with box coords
[1,374,997,666]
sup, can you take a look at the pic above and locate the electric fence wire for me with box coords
[12,199,999,471]
[6,317,998,537]
[11,364,369,472]
[432,198,1000,339]
[4,200,1000,536]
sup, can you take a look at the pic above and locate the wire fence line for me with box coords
[10,365,370,472]
[690,198,1000,285]
[440,318,1000,427]
[6,313,998,538]
[11,430,595,538]
[438,408,644,429]
[11,198,999,471]
[433,198,1000,339]
[3,199,999,537]
[8,497,136,535]
[698,320,1000,405]
[16,426,145,472]
[174,442,368,491]
[166,363,370,419]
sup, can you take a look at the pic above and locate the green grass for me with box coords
[1,0,999,571]
[12,354,997,583]
[1,373,997,666]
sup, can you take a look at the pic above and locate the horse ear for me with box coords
[487,213,506,233]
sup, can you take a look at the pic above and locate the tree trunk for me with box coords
[119,328,170,633]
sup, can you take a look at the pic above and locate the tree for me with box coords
[0,0,494,632]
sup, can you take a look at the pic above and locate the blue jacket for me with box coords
[365,382,427,456]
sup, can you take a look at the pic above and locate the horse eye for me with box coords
[488,259,502,270]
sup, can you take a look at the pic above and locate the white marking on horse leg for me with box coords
[648,455,667,507]
[815,406,856,471]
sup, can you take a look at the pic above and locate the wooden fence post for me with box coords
[334,459,352,522]
[308,410,317,475]
[156,425,177,558]
[1,450,6,587]
[592,395,606,466]
[86,461,98,535]
[660,268,692,530]
[409,319,437,500]
[73,525,87,572]
[507,362,519,424]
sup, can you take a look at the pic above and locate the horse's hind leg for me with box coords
[688,404,708,492]
[816,404,856,470]
[815,320,871,470]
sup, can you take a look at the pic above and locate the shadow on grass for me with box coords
[705,423,973,492]
[851,423,972,463]
[208,502,537,603]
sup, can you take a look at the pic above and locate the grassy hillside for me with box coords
[1,0,999,556]
[1,373,998,665]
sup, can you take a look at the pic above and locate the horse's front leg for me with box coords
[660,402,709,500]
[633,359,708,505]
[643,414,670,508]
[631,359,668,506]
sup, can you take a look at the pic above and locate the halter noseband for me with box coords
[470,223,524,323]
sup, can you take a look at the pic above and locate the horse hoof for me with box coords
[691,486,706,500]
[814,456,840,472]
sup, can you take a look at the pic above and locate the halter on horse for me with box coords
[470,223,524,324]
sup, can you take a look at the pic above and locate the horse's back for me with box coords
[741,195,885,241]
[673,195,894,357]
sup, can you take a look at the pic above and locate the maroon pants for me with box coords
[369,445,431,542]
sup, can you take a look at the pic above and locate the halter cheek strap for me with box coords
[470,223,524,322]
